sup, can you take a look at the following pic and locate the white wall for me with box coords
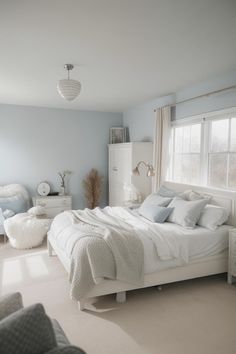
[0,104,122,209]
[123,70,236,141]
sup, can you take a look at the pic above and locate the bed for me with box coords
[47,182,236,310]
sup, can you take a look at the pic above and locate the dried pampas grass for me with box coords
[83,169,103,209]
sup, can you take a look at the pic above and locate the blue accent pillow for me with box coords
[0,195,28,213]
[140,193,172,209]
[139,205,174,223]
[157,185,179,198]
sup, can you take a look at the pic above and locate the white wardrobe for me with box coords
[108,142,153,206]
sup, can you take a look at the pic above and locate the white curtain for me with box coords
[152,106,172,192]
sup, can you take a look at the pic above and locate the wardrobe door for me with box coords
[116,147,132,205]
[109,147,119,206]
[109,146,131,206]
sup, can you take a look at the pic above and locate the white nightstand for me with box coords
[123,201,141,209]
[32,195,72,218]
[228,229,236,284]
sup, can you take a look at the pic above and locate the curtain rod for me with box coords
[154,84,236,112]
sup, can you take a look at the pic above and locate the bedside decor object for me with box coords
[228,228,236,284]
[133,160,155,177]
[109,127,126,144]
[57,64,81,102]
[37,182,51,196]
[33,195,72,218]
[48,192,59,196]
[58,170,72,196]
[123,183,142,204]
[83,169,102,209]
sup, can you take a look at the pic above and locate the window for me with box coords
[172,124,201,185]
[209,117,236,189]
[169,109,236,190]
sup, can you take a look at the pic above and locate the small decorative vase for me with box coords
[59,186,65,196]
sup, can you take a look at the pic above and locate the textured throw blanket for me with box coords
[49,207,189,301]
[69,207,144,300]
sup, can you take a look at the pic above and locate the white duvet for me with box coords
[48,206,231,299]
[49,206,190,265]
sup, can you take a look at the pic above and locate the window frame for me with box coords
[169,107,236,191]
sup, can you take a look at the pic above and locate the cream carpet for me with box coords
[0,238,236,354]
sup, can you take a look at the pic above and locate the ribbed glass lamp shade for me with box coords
[57,79,81,101]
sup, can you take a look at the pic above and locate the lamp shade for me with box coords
[57,79,81,101]
[147,165,155,177]
[132,166,140,176]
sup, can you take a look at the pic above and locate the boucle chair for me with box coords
[0,184,30,243]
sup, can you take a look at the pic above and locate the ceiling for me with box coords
[0,0,236,112]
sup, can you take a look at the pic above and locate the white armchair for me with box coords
[0,184,30,243]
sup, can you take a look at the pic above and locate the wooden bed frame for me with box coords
[48,182,236,310]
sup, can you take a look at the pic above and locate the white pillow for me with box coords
[180,189,212,202]
[167,197,208,229]
[27,206,46,216]
[197,205,229,231]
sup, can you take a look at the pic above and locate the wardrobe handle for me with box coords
[112,167,118,171]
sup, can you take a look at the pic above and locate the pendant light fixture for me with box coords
[57,64,81,101]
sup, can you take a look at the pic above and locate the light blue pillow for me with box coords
[140,193,172,209]
[139,205,174,223]
[157,185,179,198]
[0,195,28,214]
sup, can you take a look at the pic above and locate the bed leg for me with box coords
[47,239,53,256]
[78,299,86,311]
[116,291,126,303]
[228,274,232,285]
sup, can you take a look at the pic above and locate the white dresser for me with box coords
[108,142,153,206]
[33,195,72,218]
[228,229,236,284]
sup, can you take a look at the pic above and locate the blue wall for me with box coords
[0,104,122,209]
[123,94,174,142]
[123,70,236,141]
[1,70,236,209]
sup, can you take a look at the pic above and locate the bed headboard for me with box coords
[163,181,236,227]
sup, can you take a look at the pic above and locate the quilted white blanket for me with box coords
[49,207,189,300]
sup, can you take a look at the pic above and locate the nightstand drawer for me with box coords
[34,197,71,208]
[33,196,72,218]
